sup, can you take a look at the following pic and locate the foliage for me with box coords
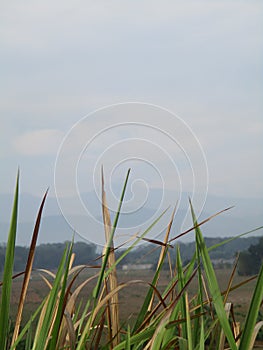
[238,237,263,276]
[0,170,263,349]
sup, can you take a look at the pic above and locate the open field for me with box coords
[6,267,263,348]
[8,268,260,328]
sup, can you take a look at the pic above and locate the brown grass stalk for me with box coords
[148,207,176,312]
[101,167,120,347]
[11,190,48,348]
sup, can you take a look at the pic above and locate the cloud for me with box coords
[13,129,64,156]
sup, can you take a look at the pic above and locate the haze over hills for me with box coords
[0,190,262,246]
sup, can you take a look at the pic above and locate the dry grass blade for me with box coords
[68,273,99,317]
[39,273,53,290]
[201,274,213,319]
[148,283,167,309]
[249,321,263,350]
[59,269,98,348]
[223,253,239,304]
[137,277,180,333]
[94,234,138,262]
[190,275,258,313]
[166,310,207,327]
[64,309,76,350]
[139,237,174,248]
[138,267,198,334]
[147,283,182,349]
[233,321,240,347]
[0,271,26,287]
[33,295,50,343]
[221,275,257,297]
[58,272,100,348]
[37,268,56,279]
[101,166,120,347]
[11,189,48,348]
[77,280,145,349]
[148,207,176,311]
[169,206,234,243]
[69,252,75,270]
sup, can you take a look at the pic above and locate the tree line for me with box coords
[116,236,262,275]
[0,242,98,272]
[0,236,261,274]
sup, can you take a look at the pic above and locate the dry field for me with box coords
[9,268,260,327]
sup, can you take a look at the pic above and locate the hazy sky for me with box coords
[1,1,262,202]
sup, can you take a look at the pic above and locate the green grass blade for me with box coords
[48,242,73,350]
[208,226,263,252]
[0,171,19,350]
[25,325,32,350]
[32,245,69,350]
[151,325,167,349]
[114,327,155,350]
[176,245,187,330]
[164,247,195,348]
[185,292,193,350]
[189,201,237,350]
[239,263,263,350]
[198,316,205,350]
[125,325,131,350]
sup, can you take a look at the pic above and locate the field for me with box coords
[9,267,260,328]
[7,267,262,349]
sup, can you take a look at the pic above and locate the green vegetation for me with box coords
[0,170,263,349]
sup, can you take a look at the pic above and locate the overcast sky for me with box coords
[1,1,262,204]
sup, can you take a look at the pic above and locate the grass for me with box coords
[0,169,263,349]
[7,269,258,331]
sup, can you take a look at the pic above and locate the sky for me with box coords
[1,1,262,208]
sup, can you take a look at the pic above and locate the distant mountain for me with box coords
[1,190,262,222]
[0,210,262,247]
[0,191,262,246]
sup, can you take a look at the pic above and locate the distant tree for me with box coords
[248,237,263,260]
[0,247,5,272]
[33,242,98,270]
[14,246,28,271]
[73,242,97,265]
[238,237,263,276]
[34,243,67,269]
[238,251,260,276]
